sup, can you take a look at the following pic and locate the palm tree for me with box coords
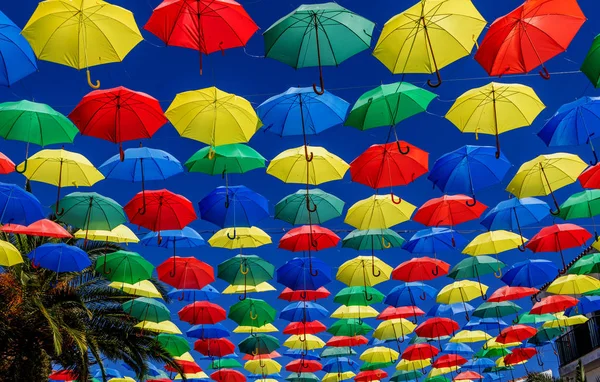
[526,373,564,382]
[0,231,183,381]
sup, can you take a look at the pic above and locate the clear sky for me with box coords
[1,0,599,380]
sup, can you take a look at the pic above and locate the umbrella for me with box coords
[503,348,537,366]
[239,333,280,355]
[283,321,326,336]
[437,281,489,320]
[20,219,72,238]
[109,280,162,299]
[385,282,438,309]
[415,318,459,341]
[185,143,265,175]
[54,192,126,234]
[245,359,281,375]
[0,240,24,267]
[125,189,196,228]
[373,0,485,87]
[372,318,416,352]
[195,338,236,357]
[403,227,467,257]
[179,301,227,325]
[74,225,139,244]
[157,256,214,290]
[450,330,491,343]
[454,371,483,381]
[360,347,399,364]
[328,319,373,337]
[556,190,600,238]
[276,257,332,291]
[0,153,14,175]
[378,306,425,321]
[157,334,191,357]
[29,243,90,273]
[286,360,321,373]
[275,189,344,225]
[122,297,170,323]
[263,3,373,94]
[145,0,258,74]
[582,34,600,88]
[210,359,242,369]
[488,286,538,303]
[465,318,508,332]
[427,303,474,319]
[350,141,429,191]
[393,257,450,282]
[166,87,260,147]
[501,259,558,288]
[334,286,385,306]
[472,302,521,320]
[448,256,506,286]
[22,0,142,88]
[70,87,167,158]
[566,296,600,315]
[506,153,587,215]
[429,146,511,204]
[280,301,328,323]
[279,225,339,252]
[474,0,585,78]
[337,255,392,294]
[0,11,37,87]
[570,252,600,275]
[547,274,600,295]
[95,250,154,283]
[413,195,487,227]
[141,227,205,261]
[229,298,276,327]
[443,343,473,356]
[496,325,536,344]
[209,227,271,249]
[462,231,526,263]
[526,223,592,272]
[199,185,269,228]
[343,229,405,251]
[446,83,545,157]
[515,312,557,325]
[0,182,45,225]
[433,355,467,369]
[267,146,348,185]
[218,254,274,300]
[279,286,330,302]
[345,194,416,230]
[169,285,220,303]
[330,305,378,320]
[188,323,230,339]
[402,344,439,361]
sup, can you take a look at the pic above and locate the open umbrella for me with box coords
[547,274,600,295]
[0,182,45,225]
[29,243,90,273]
[21,219,72,238]
[199,185,269,228]
[275,189,344,225]
[157,334,191,357]
[413,195,487,227]
[337,256,392,302]
[218,254,274,300]
[185,143,265,177]
[268,146,349,185]
[229,298,276,327]
[0,240,24,267]
[95,250,154,283]
[74,225,138,245]
[402,344,439,361]
[345,194,416,230]
[488,286,538,303]
[501,259,558,288]
[0,11,37,87]
[448,256,505,290]
[526,223,592,272]
[531,295,578,314]
[462,231,526,262]
[157,256,214,291]
[140,227,205,264]
[125,189,196,228]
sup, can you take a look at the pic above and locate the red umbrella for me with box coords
[194,338,236,357]
[496,324,537,344]
[392,257,449,282]
[283,321,327,335]
[286,359,323,373]
[350,141,429,192]
[526,223,592,271]
[474,0,585,78]
[243,351,281,360]
[69,86,167,159]
[179,301,226,324]
[49,370,78,381]
[377,306,425,321]
[165,360,202,374]
[504,347,537,365]
[487,286,539,303]
[210,369,246,382]
[415,318,459,339]
[0,152,14,174]
[413,195,487,227]
[157,256,214,290]
[279,287,330,302]
[144,0,258,75]
[326,335,369,347]
[125,189,196,230]
[454,371,483,381]
[0,223,27,234]
[433,354,467,369]
[279,225,340,251]
[531,295,578,314]
[401,343,439,361]
[23,219,72,238]
[579,163,600,188]
[355,370,388,382]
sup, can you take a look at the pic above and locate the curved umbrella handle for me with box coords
[238,292,247,301]
[381,237,391,249]
[169,256,177,278]
[304,145,314,162]
[390,193,402,205]
[411,315,418,325]
[298,335,306,343]
[372,257,381,278]
[431,265,439,276]
[550,207,561,216]
[493,267,503,279]
[87,69,101,89]
[537,352,544,367]
[259,358,266,368]
[227,228,237,240]
[427,70,442,88]
[31,260,40,269]
[533,294,542,302]
[517,243,527,252]
[55,206,65,216]
[14,159,27,174]
[208,147,216,160]
[299,290,307,300]
[249,310,258,320]
[466,196,477,207]
[306,198,317,212]
[364,287,373,302]
[312,78,325,95]
[539,66,551,80]
[419,291,427,301]
[590,149,599,166]
[558,267,567,275]
[512,316,519,324]
[396,141,410,155]
[224,193,230,209]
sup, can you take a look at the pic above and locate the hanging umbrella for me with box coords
[403,228,467,258]
[530,294,579,314]
[157,334,191,358]
[373,0,485,87]
[547,274,600,295]
[465,318,508,332]
[208,226,271,249]
[279,225,339,252]
[275,189,344,225]
[229,298,276,327]
[95,250,154,283]
[488,286,538,303]
[263,3,373,94]
[429,146,511,204]
[427,303,474,318]
[501,259,559,288]
[448,256,506,286]
[556,190,600,239]
[185,143,266,175]
[446,83,544,157]
[276,257,332,291]
[330,305,378,320]
[210,359,242,369]
[413,195,487,227]
[345,194,416,230]
[284,321,326,336]
[570,252,600,275]
[280,302,328,323]
[402,344,439,361]
[472,302,521,320]
[437,281,489,320]
[141,227,205,262]
[443,343,473,356]
[125,189,196,228]
[515,312,557,326]
[109,280,162,299]
[462,231,525,263]
[582,34,600,88]
[157,256,214,290]
[503,348,537,366]
[526,223,592,272]
[218,254,274,300]
[285,360,321,373]
[393,257,450,282]
[433,355,467,369]
[0,11,37,87]
[122,297,170,323]
[328,319,374,337]
[474,0,585,78]
[385,282,438,309]
[145,0,258,74]
[506,153,587,215]
[378,306,426,321]
[75,225,139,244]
[415,318,459,340]
[337,255,392,298]
[245,359,281,375]
[169,285,220,302]
[199,185,269,228]
[454,371,483,381]
[0,240,24,267]
[360,347,399,365]
[179,301,227,325]
[195,338,235,357]
[267,146,349,184]
[0,182,45,225]
[239,333,280,355]
[373,319,416,352]
[54,192,126,233]
[22,0,142,88]
[450,330,491,343]
[343,229,405,251]
[29,243,90,273]
[334,286,385,306]
[496,325,537,344]
[279,286,330,302]
[188,323,230,340]
[21,219,72,238]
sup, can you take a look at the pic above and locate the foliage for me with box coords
[526,372,563,382]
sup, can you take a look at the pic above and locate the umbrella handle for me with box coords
[396,141,410,155]
[381,237,391,249]
[252,348,259,356]
[86,69,100,89]
[299,334,306,342]
[299,290,307,300]
[55,206,65,216]
[466,196,477,207]
[227,229,237,240]
[517,244,527,252]
[259,358,266,368]
[390,192,402,205]
[306,197,317,212]
[14,159,27,174]
[537,351,544,367]
[178,291,185,301]
[533,294,542,302]
[539,66,550,80]
[312,78,325,95]
[208,147,216,160]
[304,145,314,162]
[419,291,427,301]
[493,267,503,279]
[431,265,439,276]
[312,14,325,95]
[169,255,177,278]
[249,310,258,320]
[590,149,599,166]
[309,256,319,277]
[238,292,247,301]
[427,70,442,88]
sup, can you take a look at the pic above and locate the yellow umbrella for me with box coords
[542,313,588,329]
[0,240,23,267]
[22,0,142,89]
[175,352,195,362]
[109,280,162,299]
[20,149,104,214]
[208,227,272,250]
[223,282,276,294]
[174,372,209,380]
[166,87,261,147]
[360,346,399,363]
[234,323,278,334]
[108,378,136,382]
[244,359,281,375]
[463,230,527,256]
[506,153,587,214]
[373,319,416,341]
[446,82,545,157]
[428,367,458,377]
[450,330,491,343]
[74,225,139,244]
[436,280,488,310]
[323,372,355,382]
[485,337,520,349]
[330,305,379,319]
[337,255,393,287]
[396,359,431,371]
[496,356,524,367]
[373,0,486,86]
[267,146,349,185]
[547,274,600,295]
[344,194,416,230]
[135,320,181,334]
[284,334,325,350]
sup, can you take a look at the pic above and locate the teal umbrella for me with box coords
[122,297,170,323]
[448,256,506,287]
[342,229,405,250]
[334,286,385,306]
[238,333,280,355]
[95,250,154,283]
[285,372,320,382]
[472,302,521,319]
[53,192,126,232]
[275,188,344,225]
[217,255,274,300]
[156,333,190,357]
[320,347,357,358]
[327,319,373,337]
[391,370,423,382]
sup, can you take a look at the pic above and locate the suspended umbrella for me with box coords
[188,323,230,340]
[526,223,592,272]
[199,185,269,228]
[185,143,266,179]
[373,319,416,350]
[556,190,600,239]
[168,284,220,302]
[279,225,339,277]
[496,325,536,344]
[125,189,196,229]
[157,256,214,291]
[95,250,154,283]
[449,330,491,344]
[501,259,558,288]
[179,301,227,325]
[506,153,587,215]
[209,226,271,250]
[454,371,483,381]
[279,286,330,302]
[413,195,487,227]
[373,0,485,87]
[326,335,368,347]
[515,312,557,326]
[243,351,280,360]
[462,231,524,266]
[218,254,274,301]
[378,306,425,321]
[238,334,280,355]
[0,153,14,175]
[210,359,243,370]
[285,359,321,373]
[328,319,374,337]
[194,338,236,357]
[229,298,276,328]
[582,35,600,88]
[141,227,205,264]
[74,225,139,244]
[122,297,170,323]
[245,359,281,376]
[21,219,72,238]
[343,229,405,251]
[223,281,275,296]
[488,286,538,303]
[393,257,450,282]
[397,359,431,373]
[360,346,399,365]
[335,286,385,306]
[543,313,589,329]
[275,189,344,225]
[403,228,467,263]
[286,372,321,382]
[0,11,37,87]
[268,146,349,186]
[28,243,90,272]
[145,0,258,74]
[415,318,459,341]
[448,256,506,287]
[443,343,473,356]
[570,252,600,275]
[402,344,439,361]
[427,303,474,319]
[337,256,392,301]
[0,240,24,267]
[446,83,544,158]
[109,280,163,299]
[474,0,585,78]
[503,348,537,367]
[0,182,44,225]
[280,301,328,323]
[437,281,489,320]
[345,194,416,230]
[330,305,378,320]
[385,283,438,310]
[433,355,467,369]
[263,3,374,94]
[284,334,325,351]
[277,257,332,291]
[157,334,191,357]
[547,274,600,295]
[283,321,326,336]
[321,347,357,358]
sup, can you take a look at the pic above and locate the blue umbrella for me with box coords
[501,260,558,288]
[428,145,511,204]
[480,198,549,251]
[442,342,473,356]
[403,228,467,255]
[93,368,122,379]
[465,318,508,331]
[140,227,205,259]
[323,357,359,373]
[427,303,474,318]
[538,97,600,165]
[285,349,320,360]
[29,243,90,273]
[167,285,220,302]
[280,301,329,322]
[277,257,332,291]
[187,323,230,339]
[484,373,503,382]
[198,185,269,228]
[0,11,37,87]
[0,182,45,225]
[463,358,496,370]
[565,295,600,315]
[385,282,437,307]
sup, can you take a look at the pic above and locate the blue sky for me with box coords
[2,0,599,380]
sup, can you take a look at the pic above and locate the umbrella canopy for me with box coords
[392,257,450,282]
[277,257,332,291]
[437,281,488,306]
[281,301,328,322]
[55,192,126,231]
[415,318,459,339]
[403,227,467,254]
[343,229,405,251]
[95,250,154,283]
[0,11,37,87]
[402,344,439,361]
[345,194,416,230]
[279,225,340,252]
[180,301,227,325]
[582,34,600,88]
[496,325,537,344]
[413,195,487,227]
[125,189,196,231]
[547,275,600,295]
[526,223,592,270]
[501,259,558,288]
[169,285,220,303]
[185,143,265,175]
[29,243,90,273]
[209,227,271,249]
[488,286,538,303]
[21,219,72,238]
[122,297,170,323]
[275,189,344,225]
[328,319,374,337]
[0,240,24,267]
[463,230,526,257]
[157,256,214,290]
[267,146,349,185]
[195,338,235,357]
[531,295,577,315]
[239,333,280,355]
[229,298,276,327]
[75,225,139,244]
[472,301,521,319]
[0,182,45,225]
[0,152,14,175]
[218,255,274,287]
[480,198,549,246]
[448,256,505,282]
[335,286,385,306]
[141,227,205,251]
[157,333,191,357]
[199,185,269,228]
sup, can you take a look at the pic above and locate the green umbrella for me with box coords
[0,100,78,172]
[218,255,274,300]
[54,192,127,231]
[342,229,405,251]
[472,302,521,319]
[238,333,280,355]
[122,297,170,323]
[486,366,513,373]
[361,361,395,371]
[528,327,562,346]
[569,252,600,275]
[558,190,600,237]
[263,3,374,94]
[447,256,505,289]
[327,319,373,337]
[156,333,190,357]
[185,144,265,175]
[391,370,423,382]
[345,82,437,131]
[515,312,557,325]
[95,250,154,283]
[228,298,276,327]
[583,288,600,296]
[320,347,357,358]
[275,188,344,225]
[424,377,451,382]
[285,372,320,382]
[475,347,511,358]
[209,358,243,369]
[334,286,385,306]
[581,34,600,88]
